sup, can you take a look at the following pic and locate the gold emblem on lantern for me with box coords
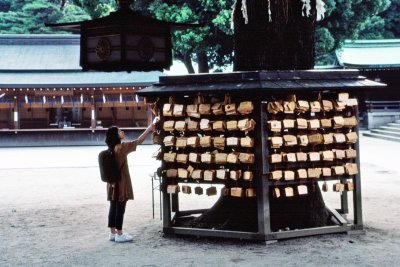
[95,37,112,61]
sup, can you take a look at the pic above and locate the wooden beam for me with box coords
[0,103,13,109]
[35,91,74,96]
[96,101,147,108]
[21,101,145,109]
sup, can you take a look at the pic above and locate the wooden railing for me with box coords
[0,100,147,109]
[365,101,400,112]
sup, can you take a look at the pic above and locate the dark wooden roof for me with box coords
[138,70,386,96]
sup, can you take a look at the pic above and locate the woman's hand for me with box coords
[137,117,160,144]
[151,116,160,130]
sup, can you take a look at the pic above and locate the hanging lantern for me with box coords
[46,0,198,72]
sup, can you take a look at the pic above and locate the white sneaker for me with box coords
[115,233,133,243]
[108,233,116,241]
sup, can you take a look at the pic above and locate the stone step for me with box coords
[396,120,400,124]
[371,129,400,138]
[379,126,400,131]
[387,123,400,128]
[363,132,400,142]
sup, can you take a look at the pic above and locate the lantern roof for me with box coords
[46,7,199,34]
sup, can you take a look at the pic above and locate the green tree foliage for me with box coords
[0,0,11,12]
[134,0,234,73]
[381,0,400,38]
[140,0,396,70]
[68,0,115,19]
[315,27,335,64]
[0,0,398,70]
[316,0,392,64]
[60,3,93,23]
[0,0,90,33]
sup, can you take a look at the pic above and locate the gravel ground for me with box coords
[0,135,399,267]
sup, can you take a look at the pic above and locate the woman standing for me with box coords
[105,120,157,243]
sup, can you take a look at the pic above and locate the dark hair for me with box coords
[105,126,121,150]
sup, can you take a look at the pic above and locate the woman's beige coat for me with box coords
[107,140,138,201]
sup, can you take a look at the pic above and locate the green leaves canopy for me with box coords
[137,0,398,68]
[0,0,91,33]
[316,0,393,64]
[0,0,398,69]
[136,0,234,72]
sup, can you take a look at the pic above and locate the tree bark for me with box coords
[191,184,330,232]
[196,51,210,73]
[185,0,331,233]
[233,0,316,71]
[175,53,196,74]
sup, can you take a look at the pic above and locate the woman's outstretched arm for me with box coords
[136,117,159,145]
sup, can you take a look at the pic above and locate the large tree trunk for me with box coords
[197,51,210,73]
[192,185,330,232]
[233,0,316,71]
[187,0,331,232]
[175,53,196,74]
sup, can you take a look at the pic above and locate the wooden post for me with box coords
[259,102,273,239]
[147,102,153,126]
[91,96,96,128]
[13,96,19,129]
[353,105,363,228]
